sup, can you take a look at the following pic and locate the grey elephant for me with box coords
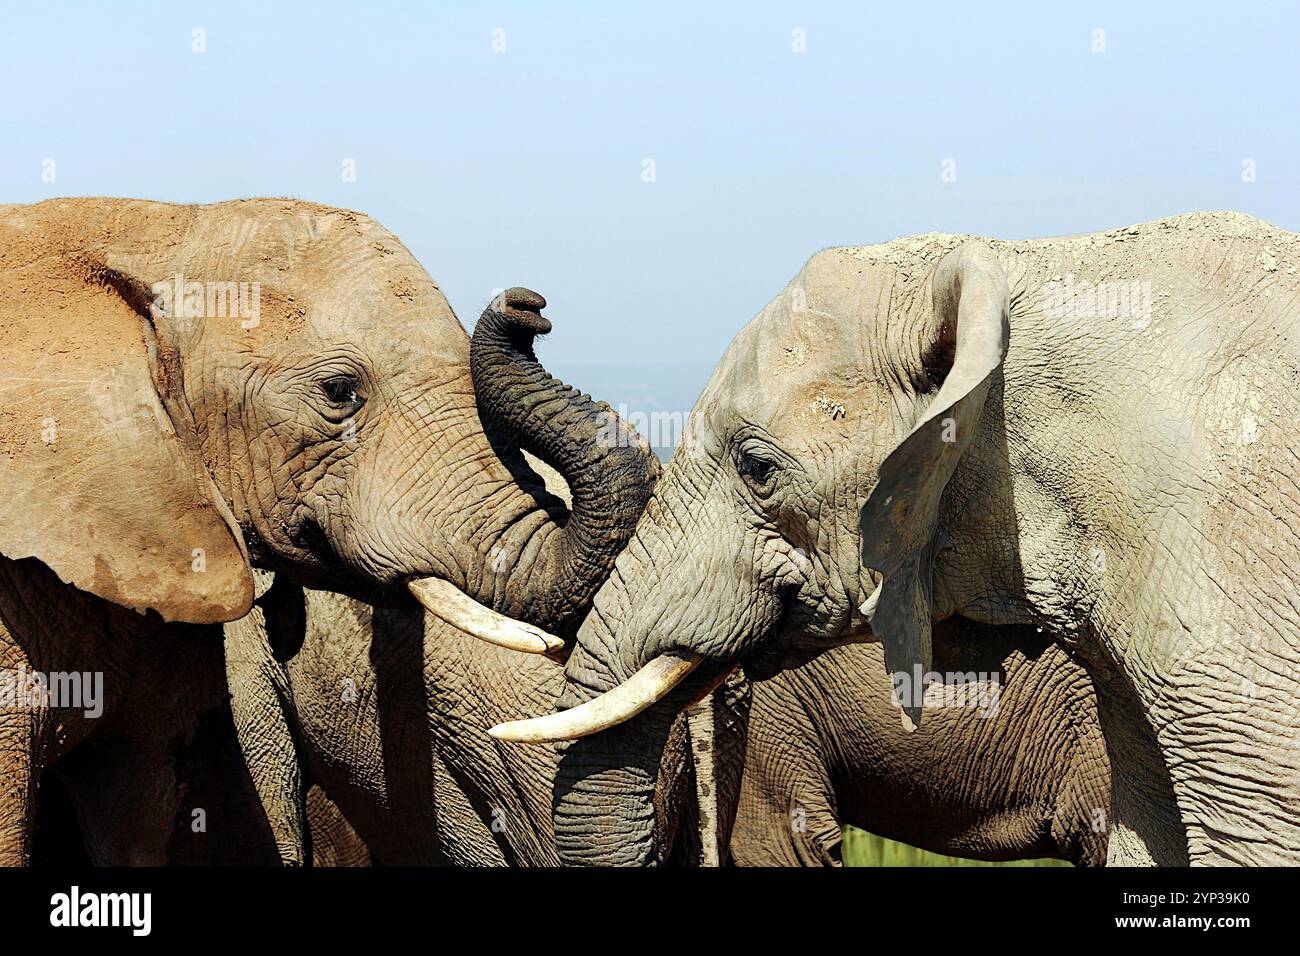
[497,212,1300,866]
[0,198,655,864]
[273,598,1108,868]
[226,576,714,866]
[732,624,1109,866]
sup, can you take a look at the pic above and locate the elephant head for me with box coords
[0,198,657,643]
[491,237,1011,864]
[502,213,1300,866]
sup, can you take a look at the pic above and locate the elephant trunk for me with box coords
[470,288,659,635]
[545,549,734,866]
[550,610,678,865]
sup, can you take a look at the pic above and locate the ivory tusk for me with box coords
[488,650,705,743]
[859,581,882,622]
[407,577,566,655]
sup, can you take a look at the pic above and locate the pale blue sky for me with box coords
[3,1,1297,387]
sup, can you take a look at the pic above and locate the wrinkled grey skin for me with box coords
[227,574,714,866]
[732,624,1110,866]
[226,454,699,866]
[554,213,1300,866]
[0,198,654,864]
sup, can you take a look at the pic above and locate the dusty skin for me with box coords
[512,212,1300,867]
[3,201,1292,868]
[0,197,656,864]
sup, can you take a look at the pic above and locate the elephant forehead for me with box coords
[698,242,943,448]
[760,251,921,356]
[763,365,882,441]
[187,271,463,364]
[196,247,464,365]
[295,219,464,355]
[703,309,881,444]
[309,267,456,336]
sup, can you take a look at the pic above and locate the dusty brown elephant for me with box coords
[732,622,1110,866]
[497,212,1300,866]
[223,453,716,866]
[0,198,656,864]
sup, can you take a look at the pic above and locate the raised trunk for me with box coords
[470,289,659,635]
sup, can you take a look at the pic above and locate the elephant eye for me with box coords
[738,450,778,492]
[320,375,363,408]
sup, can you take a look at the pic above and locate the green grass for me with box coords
[841,826,1071,867]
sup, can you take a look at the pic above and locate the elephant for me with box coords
[226,574,566,866]
[302,786,372,867]
[495,211,1300,866]
[25,620,284,865]
[225,574,716,866]
[0,197,657,864]
[278,598,1108,868]
[30,582,555,868]
[222,447,716,866]
[731,624,1110,867]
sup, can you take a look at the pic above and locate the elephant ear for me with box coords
[858,241,1010,728]
[0,262,253,624]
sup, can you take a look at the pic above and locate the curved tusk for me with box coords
[488,650,705,743]
[858,581,882,622]
[407,577,565,656]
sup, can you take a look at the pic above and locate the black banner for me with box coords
[1,866,1278,942]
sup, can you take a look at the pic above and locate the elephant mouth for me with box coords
[290,511,571,660]
[489,585,875,742]
[275,522,571,661]
[738,592,830,679]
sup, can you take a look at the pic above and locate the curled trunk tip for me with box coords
[479,288,552,353]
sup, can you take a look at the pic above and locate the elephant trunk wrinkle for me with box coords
[470,290,660,635]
